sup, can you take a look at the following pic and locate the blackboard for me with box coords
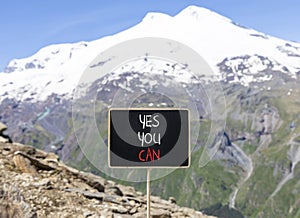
[108,108,190,168]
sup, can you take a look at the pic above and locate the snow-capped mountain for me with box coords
[1,6,300,217]
[1,5,300,102]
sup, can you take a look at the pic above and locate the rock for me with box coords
[111,205,128,214]
[125,196,146,204]
[13,153,37,174]
[0,141,215,218]
[151,202,174,211]
[182,207,196,215]
[136,191,143,196]
[133,212,147,218]
[118,185,136,197]
[65,188,105,201]
[82,209,93,217]
[129,200,135,207]
[151,208,171,218]
[134,210,171,218]
[0,184,37,218]
[0,136,9,143]
[0,122,12,143]
[114,215,134,218]
[129,207,137,214]
[46,152,59,162]
[168,196,176,204]
[0,203,25,218]
[0,122,7,134]
[14,151,55,171]
[33,178,51,188]
[105,186,123,196]
[171,212,186,217]
[77,172,105,192]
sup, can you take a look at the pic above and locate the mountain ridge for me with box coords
[1,5,300,102]
[1,5,300,218]
[0,124,214,218]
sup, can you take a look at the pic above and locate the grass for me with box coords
[294,135,300,143]
[236,165,279,217]
[48,83,300,217]
[142,149,239,211]
[258,174,300,218]
[242,143,257,155]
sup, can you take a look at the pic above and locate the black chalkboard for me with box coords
[108,109,189,168]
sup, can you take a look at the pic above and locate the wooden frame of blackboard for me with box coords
[108,108,190,169]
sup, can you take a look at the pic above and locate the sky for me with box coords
[0,0,299,71]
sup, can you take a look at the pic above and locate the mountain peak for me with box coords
[1,5,300,102]
[3,42,89,73]
[181,5,213,15]
[176,5,232,23]
[142,12,172,22]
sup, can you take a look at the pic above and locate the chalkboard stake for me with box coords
[147,168,151,218]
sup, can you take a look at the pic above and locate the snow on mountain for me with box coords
[1,5,300,102]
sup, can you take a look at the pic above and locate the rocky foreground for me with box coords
[0,124,214,218]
